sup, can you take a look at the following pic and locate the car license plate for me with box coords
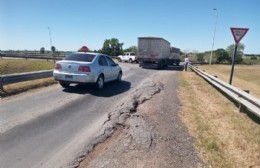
[65,75,73,79]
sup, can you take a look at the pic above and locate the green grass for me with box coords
[0,59,55,75]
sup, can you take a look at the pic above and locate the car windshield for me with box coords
[64,53,96,62]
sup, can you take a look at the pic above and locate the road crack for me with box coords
[72,80,163,168]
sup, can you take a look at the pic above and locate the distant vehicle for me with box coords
[137,37,180,69]
[53,52,122,89]
[169,47,181,66]
[117,52,138,63]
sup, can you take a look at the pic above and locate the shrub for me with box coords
[250,56,258,60]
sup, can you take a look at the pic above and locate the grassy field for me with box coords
[0,59,56,96]
[0,59,55,74]
[197,65,260,98]
[178,70,260,168]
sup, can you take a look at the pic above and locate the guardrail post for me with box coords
[0,76,4,93]
[244,90,250,94]
[239,103,247,113]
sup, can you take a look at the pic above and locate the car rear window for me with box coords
[64,54,96,62]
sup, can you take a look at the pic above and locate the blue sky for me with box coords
[1,0,260,54]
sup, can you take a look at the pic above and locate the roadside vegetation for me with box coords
[182,43,260,66]
[178,69,260,168]
[0,59,56,96]
[0,59,55,75]
[198,65,260,98]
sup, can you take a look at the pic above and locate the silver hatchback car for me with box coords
[53,52,122,89]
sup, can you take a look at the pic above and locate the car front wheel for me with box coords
[117,71,122,82]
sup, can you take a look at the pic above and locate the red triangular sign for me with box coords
[230,27,249,44]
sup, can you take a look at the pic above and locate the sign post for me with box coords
[229,27,249,85]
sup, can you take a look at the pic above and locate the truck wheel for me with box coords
[139,61,143,67]
[118,58,122,62]
[129,58,133,63]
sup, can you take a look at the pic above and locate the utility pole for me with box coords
[209,8,218,65]
[48,27,56,62]
[48,27,53,52]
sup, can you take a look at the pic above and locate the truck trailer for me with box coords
[137,37,180,69]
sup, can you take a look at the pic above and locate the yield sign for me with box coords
[230,27,249,44]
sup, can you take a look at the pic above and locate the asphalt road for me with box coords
[0,63,158,168]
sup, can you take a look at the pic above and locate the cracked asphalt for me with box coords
[0,63,156,168]
[0,63,202,168]
[79,70,202,168]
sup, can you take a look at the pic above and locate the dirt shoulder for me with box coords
[79,71,202,168]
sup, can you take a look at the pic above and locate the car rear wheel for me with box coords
[96,75,104,89]
[118,58,122,62]
[59,81,70,88]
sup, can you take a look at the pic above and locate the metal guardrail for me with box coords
[189,64,260,118]
[0,70,53,91]
[0,54,64,60]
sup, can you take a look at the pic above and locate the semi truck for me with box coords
[137,37,180,69]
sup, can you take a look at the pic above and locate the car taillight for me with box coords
[55,63,62,70]
[78,66,91,72]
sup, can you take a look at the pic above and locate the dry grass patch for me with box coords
[0,59,56,97]
[2,77,57,96]
[0,59,55,74]
[178,69,260,168]
[198,65,260,98]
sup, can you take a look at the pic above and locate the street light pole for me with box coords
[209,8,218,65]
[48,27,56,63]
[48,27,53,51]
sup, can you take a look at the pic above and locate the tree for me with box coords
[226,43,245,64]
[124,46,137,53]
[196,53,204,62]
[51,46,56,53]
[214,48,229,64]
[40,47,45,54]
[102,39,112,55]
[101,38,123,56]
[51,46,56,63]
[250,56,257,60]
[115,42,124,56]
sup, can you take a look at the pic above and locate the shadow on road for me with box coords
[141,65,184,71]
[165,65,184,71]
[62,80,131,97]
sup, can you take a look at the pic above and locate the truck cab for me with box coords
[117,52,137,63]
